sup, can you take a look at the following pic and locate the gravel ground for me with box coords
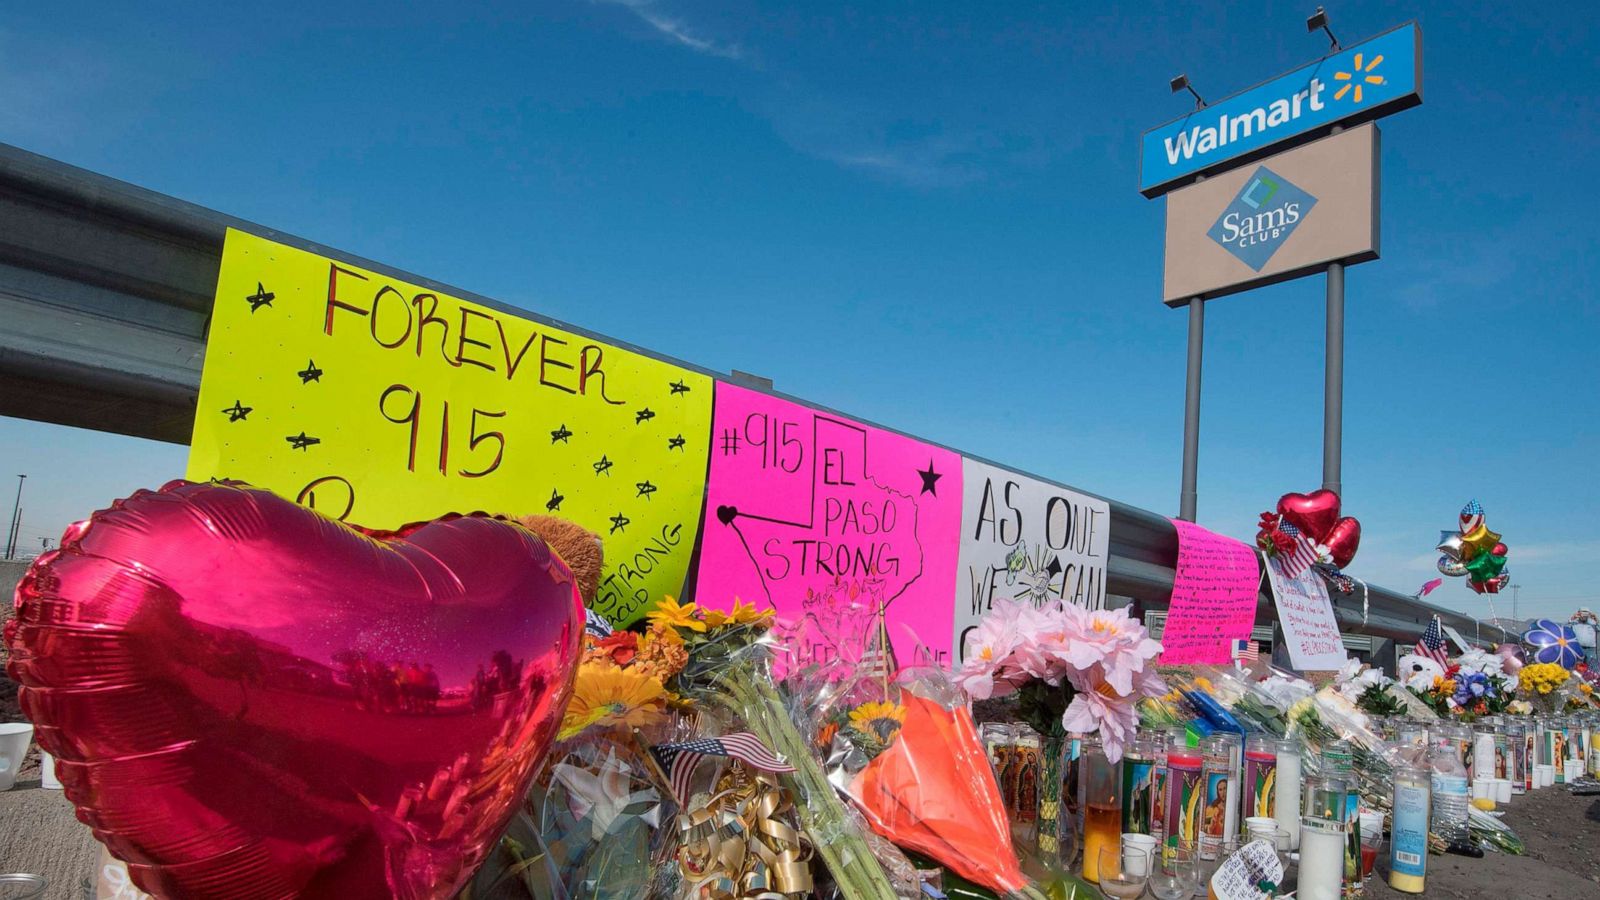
[1359,785,1600,899]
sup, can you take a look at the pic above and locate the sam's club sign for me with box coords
[1140,22,1420,197]
[1207,167,1316,271]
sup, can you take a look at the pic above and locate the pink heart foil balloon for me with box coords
[1276,489,1342,544]
[4,481,583,899]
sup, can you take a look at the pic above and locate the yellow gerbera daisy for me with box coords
[646,597,706,633]
[560,665,668,739]
[702,607,731,627]
[848,700,906,743]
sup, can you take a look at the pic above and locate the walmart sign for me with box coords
[1140,22,1420,197]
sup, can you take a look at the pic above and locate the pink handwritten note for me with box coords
[694,384,962,673]
[1159,519,1261,665]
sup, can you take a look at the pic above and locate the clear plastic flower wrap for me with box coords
[466,736,672,900]
[1287,686,1400,811]
[813,666,1059,900]
[672,626,902,899]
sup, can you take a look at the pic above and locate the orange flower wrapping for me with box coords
[847,693,1028,894]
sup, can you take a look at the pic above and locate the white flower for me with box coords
[1455,649,1505,678]
[1397,653,1445,692]
[1333,659,1390,701]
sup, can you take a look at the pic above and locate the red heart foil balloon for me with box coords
[1276,489,1341,543]
[4,481,582,899]
[1323,517,1362,569]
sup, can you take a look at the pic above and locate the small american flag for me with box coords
[1417,615,1450,666]
[650,733,795,802]
[858,615,898,682]
[1275,521,1320,578]
[583,608,614,638]
[1232,638,1260,665]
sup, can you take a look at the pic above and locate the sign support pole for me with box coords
[1323,261,1344,495]
[1179,295,1204,522]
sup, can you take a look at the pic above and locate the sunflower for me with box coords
[848,700,906,744]
[647,597,706,633]
[728,597,774,625]
[560,665,668,739]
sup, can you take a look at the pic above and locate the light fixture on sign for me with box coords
[1170,73,1206,110]
[1307,6,1341,52]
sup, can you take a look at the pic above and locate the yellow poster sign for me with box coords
[189,229,712,625]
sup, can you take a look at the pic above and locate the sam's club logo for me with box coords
[1206,166,1317,271]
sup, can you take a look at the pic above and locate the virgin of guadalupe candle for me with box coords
[1150,734,1169,845]
[1243,736,1278,830]
[1524,727,1538,791]
[1166,742,1204,851]
[1121,732,1158,835]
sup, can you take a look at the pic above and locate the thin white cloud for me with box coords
[592,0,744,60]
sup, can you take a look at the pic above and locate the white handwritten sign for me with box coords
[1209,839,1285,900]
[1159,519,1260,665]
[1265,556,1349,671]
[954,459,1110,660]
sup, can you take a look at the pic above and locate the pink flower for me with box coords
[1062,666,1167,763]
[957,610,1021,700]
[1055,606,1162,695]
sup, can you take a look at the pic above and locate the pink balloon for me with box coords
[1496,643,1525,676]
[5,481,583,899]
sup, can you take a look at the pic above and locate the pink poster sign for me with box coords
[1159,519,1261,665]
[694,384,962,674]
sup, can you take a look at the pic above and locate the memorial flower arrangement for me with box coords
[558,606,694,740]
[1408,661,1509,720]
[658,598,905,900]
[813,669,1053,900]
[1520,662,1575,714]
[953,597,1165,762]
[1333,659,1417,718]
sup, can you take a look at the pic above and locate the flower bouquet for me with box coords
[954,599,1166,764]
[1331,659,1436,722]
[1518,662,1574,715]
[947,598,1163,892]
[656,599,904,900]
[819,668,1051,900]
[1406,657,1512,721]
[1286,687,1399,812]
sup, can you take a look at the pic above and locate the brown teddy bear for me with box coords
[515,515,604,605]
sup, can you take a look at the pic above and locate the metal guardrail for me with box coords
[0,142,1513,662]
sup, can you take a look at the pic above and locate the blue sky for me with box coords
[2,0,1596,621]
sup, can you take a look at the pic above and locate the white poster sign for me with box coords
[1264,556,1349,671]
[954,458,1110,661]
[1441,624,1472,654]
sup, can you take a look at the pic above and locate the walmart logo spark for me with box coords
[1333,53,1386,104]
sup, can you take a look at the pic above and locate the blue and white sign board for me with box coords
[1140,22,1420,197]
